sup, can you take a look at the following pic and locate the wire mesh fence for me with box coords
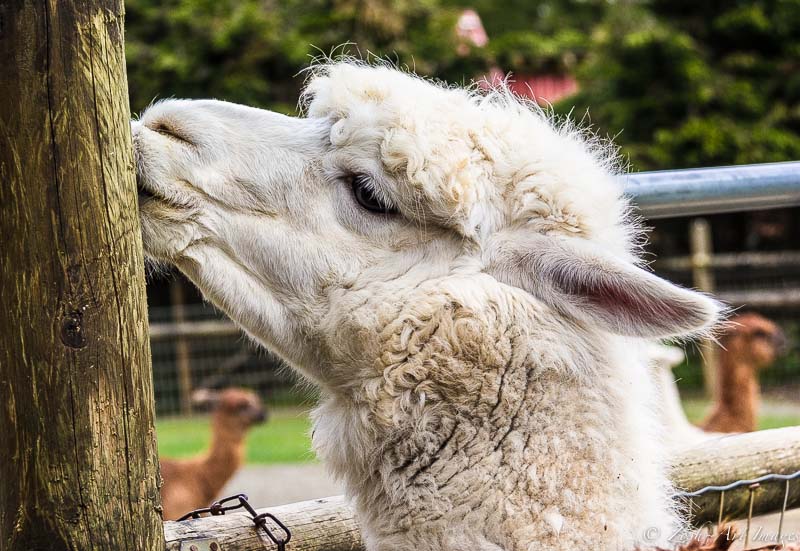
[149,301,311,417]
[649,214,800,394]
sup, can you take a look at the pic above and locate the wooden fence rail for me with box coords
[164,427,800,551]
[670,426,800,525]
[657,250,800,272]
[164,496,360,551]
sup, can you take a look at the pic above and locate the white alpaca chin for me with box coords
[133,62,721,551]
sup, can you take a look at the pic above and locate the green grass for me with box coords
[681,397,800,430]
[157,401,800,465]
[157,407,316,464]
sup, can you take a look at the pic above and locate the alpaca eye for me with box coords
[350,174,397,215]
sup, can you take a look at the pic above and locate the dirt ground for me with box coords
[221,462,342,508]
[224,463,800,548]
[729,510,800,550]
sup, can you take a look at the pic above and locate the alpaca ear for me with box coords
[648,343,686,369]
[191,388,220,409]
[486,233,722,338]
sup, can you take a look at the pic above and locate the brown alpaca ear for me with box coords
[191,388,220,409]
[487,233,722,338]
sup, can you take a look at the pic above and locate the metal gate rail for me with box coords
[622,161,800,218]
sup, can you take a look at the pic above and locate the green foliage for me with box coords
[125,0,488,113]
[562,0,800,170]
[489,30,585,74]
[126,0,297,112]
[125,0,800,168]
[451,0,605,37]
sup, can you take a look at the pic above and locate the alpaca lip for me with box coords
[137,181,156,204]
[136,176,187,211]
[136,176,163,208]
[133,137,157,204]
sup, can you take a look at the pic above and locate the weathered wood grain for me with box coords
[671,426,800,525]
[164,428,800,550]
[164,496,362,551]
[0,1,163,549]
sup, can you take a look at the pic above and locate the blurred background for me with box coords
[128,0,800,508]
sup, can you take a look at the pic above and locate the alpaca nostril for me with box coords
[153,122,174,137]
[148,120,195,147]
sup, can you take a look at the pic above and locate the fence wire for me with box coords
[149,301,305,416]
[677,470,800,548]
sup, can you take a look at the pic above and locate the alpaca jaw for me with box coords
[131,97,458,378]
[133,99,322,367]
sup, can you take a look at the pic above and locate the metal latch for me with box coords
[179,538,221,551]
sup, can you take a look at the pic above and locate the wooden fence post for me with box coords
[689,218,717,399]
[170,279,194,416]
[0,2,164,550]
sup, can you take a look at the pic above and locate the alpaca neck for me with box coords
[317,342,677,551]
[199,416,247,499]
[655,366,695,432]
[715,356,759,425]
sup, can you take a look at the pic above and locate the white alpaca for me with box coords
[133,62,720,551]
[647,344,713,452]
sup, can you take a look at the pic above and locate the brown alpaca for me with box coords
[160,388,267,520]
[700,313,786,433]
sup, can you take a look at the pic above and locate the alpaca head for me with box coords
[722,312,787,369]
[133,62,721,389]
[192,388,267,432]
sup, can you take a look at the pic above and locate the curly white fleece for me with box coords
[133,61,720,551]
[302,63,635,257]
[314,277,681,551]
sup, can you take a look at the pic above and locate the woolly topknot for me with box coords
[302,61,639,259]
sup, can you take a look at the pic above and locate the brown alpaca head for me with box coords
[721,313,787,370]
[192,388,268,432]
